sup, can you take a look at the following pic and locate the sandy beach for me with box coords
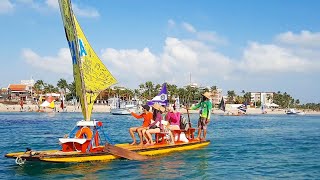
[0,103,319,115]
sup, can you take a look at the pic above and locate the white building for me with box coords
[250,92,274,104]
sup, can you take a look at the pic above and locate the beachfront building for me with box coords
[7,84,30,101]
[211,88,223,105]
[5,79,35,102]
[250,92,275,106]
[183,83,223,105]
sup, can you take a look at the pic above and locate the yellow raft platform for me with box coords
[5,140,210,163]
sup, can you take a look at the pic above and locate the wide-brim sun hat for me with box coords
[202,92,212,99]
[152,104,165,112]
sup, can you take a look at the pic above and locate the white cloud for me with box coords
[73,4,99,18]
[196,31,227,44]
[238,31,320,75]
[168,19,175,27]
[0,0,14,14]
[45,0,59,9]
[275,30,320,48]
[22,48,72,75]
[182,22,196,33]
[179,21,227,45]
[2,0,99,18]
[101,48,160,83]
[240,42,311,73]
[100,37,235,87]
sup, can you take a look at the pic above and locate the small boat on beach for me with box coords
[286,108,305,115]
[5,0,209,164]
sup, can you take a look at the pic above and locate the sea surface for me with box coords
[0,112,319,179]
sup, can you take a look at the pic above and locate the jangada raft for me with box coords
[5,0,209,164]
[6,120,210,163]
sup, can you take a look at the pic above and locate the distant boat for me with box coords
[109,98,139,115]
[237,102,247,115]
[286,108,305,115]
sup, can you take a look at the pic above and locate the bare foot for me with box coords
[195,137,200,141]
[130,142,136,145]
[138,143,144,146]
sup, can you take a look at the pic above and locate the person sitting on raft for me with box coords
[165,106,181,131]
[143,104,165,146]
[128,105,152,146]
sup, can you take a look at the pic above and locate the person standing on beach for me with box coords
[128,105,153,146]
[190,92,213,141]
[20,99,24,111]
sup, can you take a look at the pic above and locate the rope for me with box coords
[98,126,113,145]
[15,156,26,166]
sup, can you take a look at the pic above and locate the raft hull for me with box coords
[5,140,210,163]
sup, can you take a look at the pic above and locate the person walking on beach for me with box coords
[20,99,24,111]
[128,105,153,146]
[190,92,213,141]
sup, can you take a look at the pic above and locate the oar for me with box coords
[186,104,192,128]
[104,143,149,161]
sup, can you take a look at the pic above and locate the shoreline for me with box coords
[0,103,319,115]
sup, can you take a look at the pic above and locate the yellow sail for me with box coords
[59,0,117,120]
[49,101,55,109]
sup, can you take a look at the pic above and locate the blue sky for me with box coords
[0,0,319,103]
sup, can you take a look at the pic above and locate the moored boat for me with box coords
[286,108,305,115]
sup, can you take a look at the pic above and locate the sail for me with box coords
[49,101,55,109]
[219,97,226,112]
[237,102,247,113]
[59,0,117,120]
[147,83,168,106]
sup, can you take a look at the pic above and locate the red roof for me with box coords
[8,84,27,91]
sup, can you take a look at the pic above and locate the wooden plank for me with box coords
[103,143,149,161]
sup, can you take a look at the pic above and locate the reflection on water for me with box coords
[139,157,187,179]
[13,161,114,179]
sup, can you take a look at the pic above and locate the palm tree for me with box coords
[57,78,68,94]
[66,81,77,101]
[167,83,178,103]
[243,92,251,103]
[227,90,236,103]
[34,80,45,96]
[145,81,154,99]
[43,83,58,93]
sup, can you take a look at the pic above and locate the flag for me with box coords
[147,83,168,106]
[219,97,225,112]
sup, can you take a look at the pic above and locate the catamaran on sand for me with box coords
[5,0,209,164]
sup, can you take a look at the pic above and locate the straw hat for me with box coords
[202,92,212,99]
[152,104,166,112]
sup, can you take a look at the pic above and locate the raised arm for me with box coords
[131,112,143,119]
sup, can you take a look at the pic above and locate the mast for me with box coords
[65,0,90,121]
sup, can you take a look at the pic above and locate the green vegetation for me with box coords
[28,79,319,110]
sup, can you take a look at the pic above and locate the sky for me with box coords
[0,0,319,103]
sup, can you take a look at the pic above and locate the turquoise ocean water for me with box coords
[0,112,319,179]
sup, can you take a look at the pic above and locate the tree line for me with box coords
[32,79,319,110]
